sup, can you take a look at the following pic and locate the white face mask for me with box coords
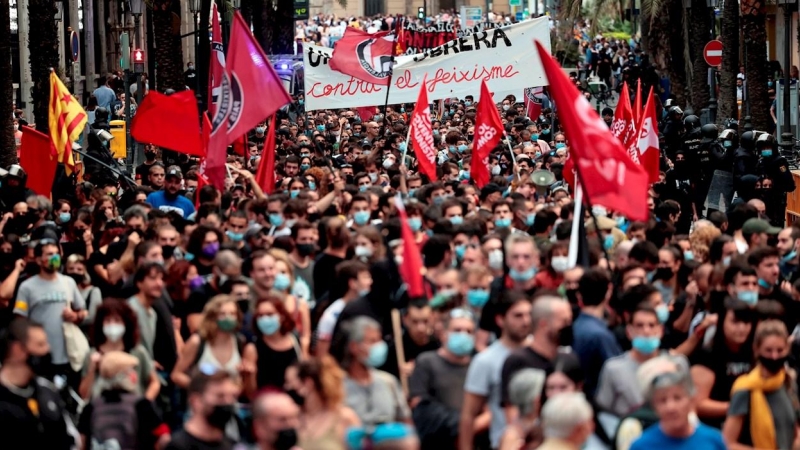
[551,256,571,273]
[488,249,504,270]
[368,172,379,183]
[491,165,502,175]
[103,323,126,342]
[355,245,373,258]
[382,158,395,169]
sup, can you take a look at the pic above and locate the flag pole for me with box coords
[503,135,521,181]
[378,31,398,138]
[571,159,611,263]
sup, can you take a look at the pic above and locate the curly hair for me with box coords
[689,225,721,263]
[198,295,242,341]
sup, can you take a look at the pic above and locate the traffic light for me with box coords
[417,6,425,19]
[133,49,145,74]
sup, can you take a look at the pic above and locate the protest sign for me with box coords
[303,18,551,111]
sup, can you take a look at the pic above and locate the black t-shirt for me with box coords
[186,282,221,317]
[135,162,156,186]
[501,347,554,405]
[0,379,73,449]
[313,253,345,300]
[165,429,235,450]
[690,346,752,428]
[78,391,163,450]
[193,260,215,278]
[480,276,538,336]
[380,332,441,378]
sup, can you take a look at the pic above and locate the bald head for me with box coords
[253,392,301,445]
[747,198,766,216]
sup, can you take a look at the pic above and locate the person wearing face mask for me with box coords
[534,243,569,289]
[14,240,86,386]
[251,391,303,450]
[134,144,160,186]
[79,300,161,401]
[0,318,75,449]
[186,250,243,334]
[748,246,799,332]
[776,226,800,282]
[409,308,475,449]
[755,134,795,217]
[722,320,795,450]
[339,316,411,426]
[171,295,248,393]
[501,296,572,421]
[63,254,102,330]
[166,370,240,450]
[316,261,372,357]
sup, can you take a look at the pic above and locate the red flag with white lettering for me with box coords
[534,41,649,221]
[636,88,661,183]
[409,78,437,181]
[472,80,503,188]
[610,82,632,143]
[208,1,225,115]
[329,28,395,86]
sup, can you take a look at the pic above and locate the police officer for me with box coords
[0,165,35,213]
[733,130,759,193]
[662,106,684,158]
[756,133,795,222]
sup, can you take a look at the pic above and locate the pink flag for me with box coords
[208,1,225,116]
[206,12,291,189]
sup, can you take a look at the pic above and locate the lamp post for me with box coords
[779,0,796,155]
[707,0,718,123]
[190,0,202,119]
[128,0,144,167]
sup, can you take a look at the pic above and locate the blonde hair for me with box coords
[268,248,295,292]
[690,226,721,263]
[754,319,788,352]
[198,294,241,341]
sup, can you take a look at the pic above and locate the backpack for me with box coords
[90,392,140,450]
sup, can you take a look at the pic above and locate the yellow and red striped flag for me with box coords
[48,71,87,174]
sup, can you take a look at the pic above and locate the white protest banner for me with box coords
[303,18,551,110]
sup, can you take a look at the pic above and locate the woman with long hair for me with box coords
[79,300,160,400]
[269,248,311,357]
[353,226,386,265]
[285,356,361,449]
[723,320,798,450]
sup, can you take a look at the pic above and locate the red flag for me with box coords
[255,115,277,194]
[472,80,503,188]
[329,27,395,86]
[195,170,210,209]
[534,41,649,222]
[207,12,291,190]
[610,82,632,143]
[202,113,211,154]
[232,134,247,157]
[523,87,544,120]
[394,196,425,298]
[633,79,643,128]
[131,90,204,157]
[356,106,376,122]
[19,126,57,196]
[408,78,437,181]
[208,1,225,115]
[636,88,661,183]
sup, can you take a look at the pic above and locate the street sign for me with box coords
[293,0,308,20]
[70,31,79,62]
[509,0,521,6]
[704,40,723,66]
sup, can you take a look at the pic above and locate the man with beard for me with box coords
[13,240,85,386]
[146,167,195,218]
[135,144,160,186]
[166,370,239,450]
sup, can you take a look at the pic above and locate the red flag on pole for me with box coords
[208,1,225,115]
[610,82,632,143]
[534,41,649,222]
[394,195,425,298]
[19,126,57,196]
[256,115,277,194]
[195,171,210,209]
[523,87,544,120]
[636,88,661,183]
[329,28,395,86]
[472,80,503,188]
[409,78,437,181]
[356,106,376,122]
[131,90,204,156]
[633,79,643,128]
[206,12,291,190]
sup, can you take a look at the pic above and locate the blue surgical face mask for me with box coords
[603,234,615,250]
[300,163,310,171]
[454,244,466,260]
[269,213,284,227]
[449,216,463,226]
[317,125,326,132]
[433,130,440,136]
[762,149,773,157]
[408,188,417,197]
[525,214,535,227]
[722,255,732,267]
[464,101,472,107]
[631,336,661,355]
[273,272,291,291]
[255,126,265,134]
[531,133,539,141]
[290,189,300,198]
[398,141,408,152]
[449,145,457,153]
[495,218,512,228]
[353,210,371,226]
[433,196,445,206]
[59,212,71,223]
[256,315,281,335]
[363,341,388,368]
[737,290,759,306]
[359,185,369,192]
[298,99,304,105]
[408,217,422,232]
[684,250,694,261]
[655,304,670,324]
[459,170,471,180]
[509,267,537,282]
[447,332,475,357]
[308,181,316,191]
[457,144,468,153]
[226,230,244,242]
[758,278,773,289]
[466,289,490,309]
[782,250,797,264]
[555,142,566,149]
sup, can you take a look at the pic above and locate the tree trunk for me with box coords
[717,0,739,126]
[152,0,185,92]
[254,0,275,57]
[28,0,59,136]
[741,0,769,130]
[688,1,711,111]
[667,0,690,105]
[273,0,293,54]
[0,0,15,165]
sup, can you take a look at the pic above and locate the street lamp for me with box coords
[189,0,202,115]
[54,0,63,21]
[779,0,796,155]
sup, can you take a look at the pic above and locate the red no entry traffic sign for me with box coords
[704,40,723,66]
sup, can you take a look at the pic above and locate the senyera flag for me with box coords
[409,77,437,181]
[208,0,225,115]
[610,81,632,143]
[206,11,291,190]
[48,71,87,175]
[534,40,649,222]
[329,27,395,86]
[472,80,503,188]
[523,87,544,120]
[636,87,661,183]
[394,195,425,299]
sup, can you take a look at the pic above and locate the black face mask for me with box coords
[162,245,176,260]
[67,272,84,285]
[27,352,54,380]
[565,288,579,304]
[285,389,305,407]
[295,243,316,257]
[145,151,157,161]
[758,355,787,374]
[206,404,235,429]
[274,428,299,450]
[653,267,674,281]
[556,324,574,347]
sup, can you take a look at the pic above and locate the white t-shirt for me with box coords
[316,299,346,342]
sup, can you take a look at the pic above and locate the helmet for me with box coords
[94,107,110,123]
[7,164,26,180]
[719,129,738,149]
[683,115,700,130]
[725,118,739,131]
[701,123,718,143]
[664,99,675,109]
[756,133,777,148]
[740,130,756,151]
[668,106,683,117]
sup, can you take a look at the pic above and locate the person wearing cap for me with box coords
[741,218,780,251]
[146,167,195,219]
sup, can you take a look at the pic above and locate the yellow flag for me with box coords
[48,72,87,175]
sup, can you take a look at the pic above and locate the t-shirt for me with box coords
[464,340,512,448]
[316,299,346,342]
[313,253,345,300]
[165,429,236,450]
[146,191,195,218]
[409,351,469,411]
[572,312,622,396]
[728,384,798,449]
[0,378,74,449]
[630,423,726,450]
[344,370,410,426]
[689,346,752,428]
[595,351,647,417]
[93,85,116,109]
[501,346,554,405]
[14,274,85,365]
